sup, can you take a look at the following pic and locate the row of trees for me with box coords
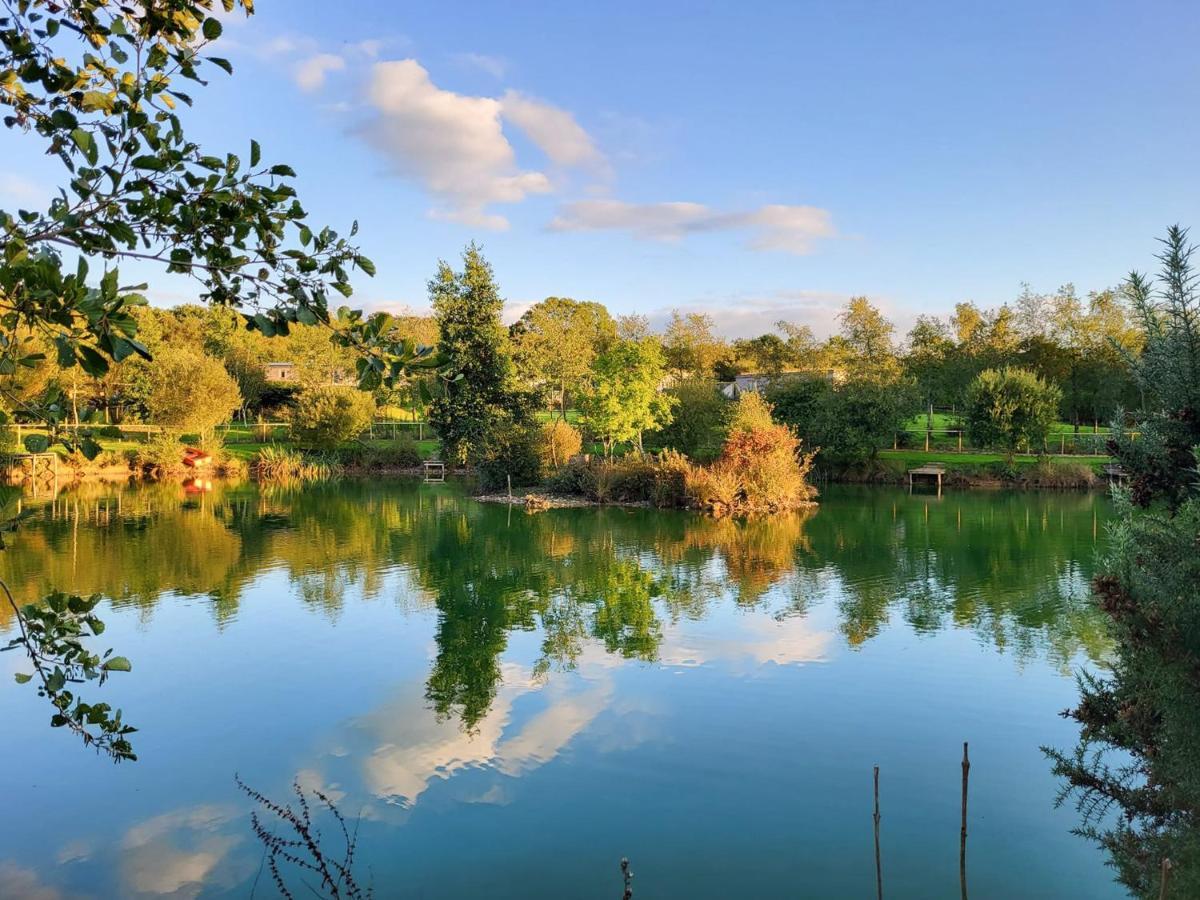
[3,234,1141,469]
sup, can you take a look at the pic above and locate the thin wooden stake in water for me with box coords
[1159,858,1172,899]
[960,742,970,900]
[621,857,633,899]
[873,765,883,900]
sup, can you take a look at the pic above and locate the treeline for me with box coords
[2,244,1143,467]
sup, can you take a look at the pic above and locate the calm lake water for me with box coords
[0,479,1125,899]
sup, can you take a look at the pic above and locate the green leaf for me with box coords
[202,17,223,40]
[250,139,261,167]
[13,673,32,684]
[356,255,377,277]
[103,656,132,673]
[77,345,109,378]
[269,164,296,178]
[80,437,102,461]
[23,434,49,454]
[80,91,114,113]
[132,156,167,171]
[70,128,97,165]
[252,313,276,337]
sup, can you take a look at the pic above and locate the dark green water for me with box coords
[0,480,1124,898]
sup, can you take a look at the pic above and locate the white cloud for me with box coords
[294,52,345,92]
[454,52,508,78]
[361,59,555,229]
[501,90,608,175]
[355,39,384,59]
[549,200,836,254]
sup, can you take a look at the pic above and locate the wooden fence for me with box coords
[894,428,1134,456]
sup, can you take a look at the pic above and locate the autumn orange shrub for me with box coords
[539,419,583,469]
[685,392,816,515]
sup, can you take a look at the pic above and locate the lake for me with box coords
[0,479,1124,899]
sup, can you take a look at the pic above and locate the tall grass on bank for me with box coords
[252,445,344,482]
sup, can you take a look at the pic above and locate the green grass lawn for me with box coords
[878,448,1109,469]
[902,411,1114,435]
[45,434,442,464]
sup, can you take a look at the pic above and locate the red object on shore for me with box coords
[182,447,212,469]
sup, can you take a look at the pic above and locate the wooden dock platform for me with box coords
[908,463,946,490]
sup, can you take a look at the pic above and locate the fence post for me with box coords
[925,429,930,452]
[957,431,962,452]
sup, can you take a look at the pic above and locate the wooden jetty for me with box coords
[1102,463,1128,483]
[423,459,446,483]
[908,462,946,490]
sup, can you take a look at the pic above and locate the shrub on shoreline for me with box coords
[539,420,583,470]
[542,394,818,515]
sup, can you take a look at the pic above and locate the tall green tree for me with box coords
[511,296,616,418]
[427,244,535,465]
[579,336,675,455]
[837,296,900,380]
[663,310,727,379]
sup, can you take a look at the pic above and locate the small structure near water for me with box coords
[908,463,946,491]
[423,459,446,483]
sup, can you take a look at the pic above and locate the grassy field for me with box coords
[46,434,442,463]
[878,448,1110,469]
[902,411,1114,435]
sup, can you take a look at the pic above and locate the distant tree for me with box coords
[289,384,375,450]
[776,320,818,368]
[511,297,616,418]
[616,313,651,341]
[427,245,535,465]
[580,337,676,456]
[733,333,793,377]
[650,377,730,461]
[904,315,954,407]
[663,311,727,378]
[143,346,242,436]
[964,366,1061,456]
[390,314,440,349]
[837,297,899,379]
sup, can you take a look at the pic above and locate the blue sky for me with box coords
[3,0,1198,337]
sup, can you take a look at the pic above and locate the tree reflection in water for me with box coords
[0,479,1113,735]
